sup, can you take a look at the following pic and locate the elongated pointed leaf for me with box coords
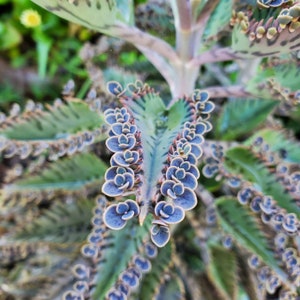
[137,242,172,298]
[246,61,300,99]
[1,243,78,299]
[15,199,94,243]
[123,90,193,217]
[92,218,151,299]
[216,99,278,140]
[0,99,104,141]
[224,146,300,217]
[103,67,139,87]
[136,0,174,41]
[215,197,288,282]
[0,23,21,50]
[203,0,233,41]
[4,153,106,192]
[270,62,300,92]
[155,273,185,300]
[245,65,276,99]
[207,245,238,300]
[246,128,300,164]
[235,248,264,300]
[31,0,134,34]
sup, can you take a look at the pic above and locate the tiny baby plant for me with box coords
[0,0,300,300]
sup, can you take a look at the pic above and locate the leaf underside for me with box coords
[31,0,132,34]
[215,197,287,281]
[4,152,107,192]
[224,146,300,217]
[0,99,104,141]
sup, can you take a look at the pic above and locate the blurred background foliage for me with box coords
[0,0,150,107]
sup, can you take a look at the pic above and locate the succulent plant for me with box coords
[1,1,300,299]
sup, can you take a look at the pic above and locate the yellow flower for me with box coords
[20,9,42,28]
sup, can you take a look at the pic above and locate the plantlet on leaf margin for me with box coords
[101,80,214,247]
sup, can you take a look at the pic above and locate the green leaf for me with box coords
[92,217,151,300]
[103,67,138,87]
[207,245,238,300]
[15,199,94,243]
[246,62,300,98]
[0,23,22,50]
[215,197,288,282]
[216,99,278,140]
[245,128,300,164]
[35,33,52,78]
[235,248,264,300]
[31,0,133,35]
[245,65,276,99]
[268,62,300,92]
[138,242,172,298]
[203,0,233,41]
[0,99,104,141]
[0,243,78,299]
[224,146,300,217]
[155,273,185,300]
[4,152,106,192]
[124,90,192,222]
[136,0,175,42]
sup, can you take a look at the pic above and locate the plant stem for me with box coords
[172,0,193,61]
[194,0,220,39]
[173,0,192,30]
[114,23,180,64]
[189,47,244,66]
[205,85,252,98]
[169,0,201,99]
[169,62,200,101]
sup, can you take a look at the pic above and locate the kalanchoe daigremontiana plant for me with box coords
[2,0,300,299]
[102,81,213,247]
